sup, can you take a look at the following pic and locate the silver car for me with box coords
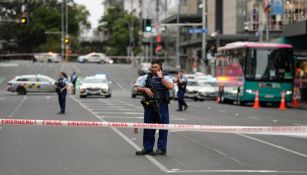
[6,74,57,95]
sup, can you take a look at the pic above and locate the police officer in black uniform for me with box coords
[70,72,78,94]
[135,60,174,156]
[176,70,188,111]
[56,72,68,114]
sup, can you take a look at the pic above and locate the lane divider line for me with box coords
[71,96,170,172]
[9,96,27,118]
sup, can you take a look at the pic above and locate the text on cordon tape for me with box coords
[0,119,306,136]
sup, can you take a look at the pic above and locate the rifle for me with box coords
[146,74,162,122]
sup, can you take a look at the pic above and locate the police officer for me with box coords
[135,60,174,156]
[70,72,78,94]
[56,72,69,114]
[176,70,188,111]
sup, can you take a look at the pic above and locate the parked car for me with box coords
[79,74,112,98]
[131,75,145,98]
[77,52,113,64]
[197,82,218,99]
[7,74,57,95]
[174,79,204,101]
[33,52,62,63]
[137,62,151,75]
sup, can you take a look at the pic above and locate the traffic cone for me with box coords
[292,87,298,108]
[253,90,260,109]
[279,91,287,110]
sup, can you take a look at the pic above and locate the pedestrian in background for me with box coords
[135,59,174,156]
[56,72,69,114]
[70,72,78,94]
[176,70,188,111]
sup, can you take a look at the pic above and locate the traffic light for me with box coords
[64,37,70,45]
[142,19,152,32]
[20,16,28,25]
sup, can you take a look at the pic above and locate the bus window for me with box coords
[245,48,293,81]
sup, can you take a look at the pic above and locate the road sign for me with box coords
[188,28,208,34]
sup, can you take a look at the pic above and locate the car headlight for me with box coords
[246,89,256,94]
[109,60,113,64]
[285,90,292,95]
[80,88,85,92]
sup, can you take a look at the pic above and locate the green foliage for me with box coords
[0,0,90,53]
[98,7,140,56]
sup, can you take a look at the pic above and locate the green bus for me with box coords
[215,42,294,105]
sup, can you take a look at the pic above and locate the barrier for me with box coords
[253,90,260,109]
[279,91,287,110]
[0,118,306,136]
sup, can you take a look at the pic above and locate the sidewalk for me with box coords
[289,100,307,110]
[297,101,307,109]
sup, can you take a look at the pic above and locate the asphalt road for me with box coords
[0,61,307,175]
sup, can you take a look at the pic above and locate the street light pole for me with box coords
[61,0,64,59]
[202,0,207,74]
[176,0,180,69]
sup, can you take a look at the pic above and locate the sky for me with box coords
[74,0,104,32]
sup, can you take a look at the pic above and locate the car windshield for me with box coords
[187,81,199,86]
[83,78,107,83]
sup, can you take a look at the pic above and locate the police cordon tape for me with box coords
[0,118,307,136]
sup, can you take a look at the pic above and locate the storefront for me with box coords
[294,55,307,101]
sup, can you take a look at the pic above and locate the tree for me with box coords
[98,7,140,56]
[0,0,90,53]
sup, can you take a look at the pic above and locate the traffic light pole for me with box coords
[61,0,64,60]
[176,1,180,69]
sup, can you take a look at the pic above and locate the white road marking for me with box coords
[178,133,247,166]
[0,63,18,67]
[238,134,307,158]
[73,64,81,73]
[94,111,143,115]
[97,116,185,121]
[0,97,5,101]
[166,169,307,174]
[217,110,226,113]
[173,158,185,166]
[89,107,141,111]
[60,62,65,71]
[9,96,27,118]
[247,116,260,120]
[46,96,50,100]
[71,96,170,172]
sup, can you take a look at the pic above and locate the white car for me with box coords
[174,80,203,101]
[33,52,62,63]
[6,74,74,95]
[197,81,218,99]
[77,53,113,64]
[7,74,57,95]
[79,74,112,98]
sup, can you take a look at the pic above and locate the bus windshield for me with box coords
[245,48,293,81]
